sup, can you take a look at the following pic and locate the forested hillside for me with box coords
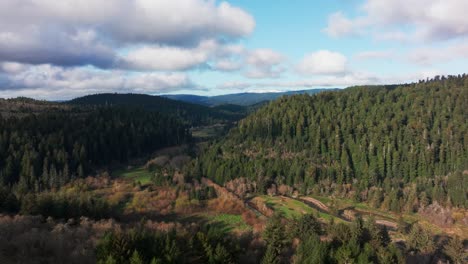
[0,107,189,194]
[164,88,337,106]
[69,93,246,125]
[193,75,468,211]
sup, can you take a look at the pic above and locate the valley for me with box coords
[0,76,467,263]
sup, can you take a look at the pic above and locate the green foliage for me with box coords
[295,233,328,264]
[20,191,116,219]
[130,250,143,264]
[444,236,468,264]
[407,224,435,253]
[196,75,468,211]
[115,167,154,185]
[96,225,241,264]
[263,214,288,257]
[290,213,322,239]
[261,246,280,264]
[0,107,189,196]
[69,93,245,125]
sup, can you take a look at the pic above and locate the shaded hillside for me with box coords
[164,88,338,106]
[0,107,190,193]
[68,93,247,125]
[192,75,468,211]
[0,97,76,118]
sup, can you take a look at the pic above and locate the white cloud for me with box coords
[246,49,284,67]
[0,0,255,68]
[323,12,364,38]
[0,62,28,74]
[297,50,347,75]
[0,65,195,100]
[407,43,468,65]
[121,45,209,71]
[245,49,286,78]
[120,39,248,72]
[214,69,451,92]
[324,0,468,41]
[212,60,242,71]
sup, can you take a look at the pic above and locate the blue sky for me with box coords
[0,0,467,99]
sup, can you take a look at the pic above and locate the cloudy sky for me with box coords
[0,0,467,100]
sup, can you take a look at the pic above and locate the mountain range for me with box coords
[163,88,339,106]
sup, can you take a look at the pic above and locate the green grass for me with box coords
[191,124,226,139]
[312,195,332,204]
[205,213,251,233]
[261,195,314,219]
[113,166,153,185]
[257,195,347,223]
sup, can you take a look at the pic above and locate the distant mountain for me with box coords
[67,93,247,125]
[163,88,339,106]
[0,97,76,118]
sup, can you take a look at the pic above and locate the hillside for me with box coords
[164,88,338,106]
[68,93,247,125]
[0,97,76,118]
[0,107,190,194]
[193,75,468,212]
[0,77,466,264]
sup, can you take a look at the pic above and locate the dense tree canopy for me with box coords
[0,107,190,193]
[69,93,247,125]
[194,75,468,210]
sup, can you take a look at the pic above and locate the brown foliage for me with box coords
[225,177,257,198]
[208,197,245,215]
[418,202,455,227]
[0,214,116,264]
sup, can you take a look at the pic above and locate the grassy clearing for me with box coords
[259,195,347,223]
[191,124,227,139]
[202,213,251,233]
[259,195,318,218]
[113,166,153,185]
[312,195,332,204]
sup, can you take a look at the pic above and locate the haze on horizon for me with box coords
[0,0,467,100]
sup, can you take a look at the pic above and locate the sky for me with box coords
[0,0,467,100]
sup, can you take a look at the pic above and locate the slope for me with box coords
[68,93,247,125]
[164,88,339,106]
[192,75,468,214]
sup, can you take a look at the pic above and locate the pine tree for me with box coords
[261,245,280,264]
[129,250,143,264]
[444,236,467,264]
[263,214,287,256]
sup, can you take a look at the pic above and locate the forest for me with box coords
[193,75,468,212]
[69,93,247,125]
[0,75,466,264]
[0,106,190,194]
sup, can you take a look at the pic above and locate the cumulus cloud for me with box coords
[244,49,286,78]
[0,64,195,99]
[296,50,348,75]
[215,69,450,92]
[407,43,468,65]
[212,60,242,71]
[0,0,255,68]
[323,12,364,38]
[0,28,116,68]
[324,0,468,41]
[119,39,248,72]
[121,45,209,71]
[0,62,28,74]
